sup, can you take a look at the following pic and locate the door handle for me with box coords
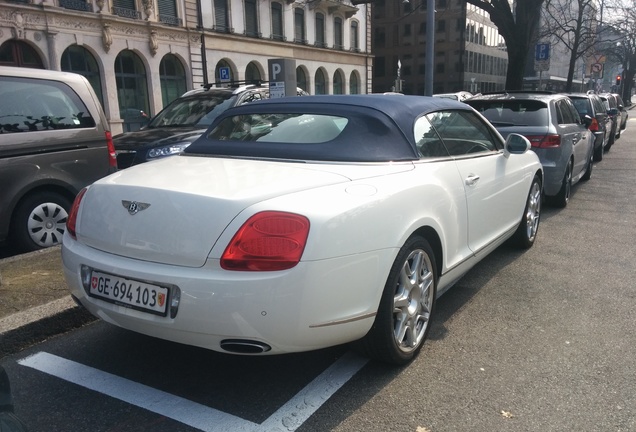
[465,174,480,186]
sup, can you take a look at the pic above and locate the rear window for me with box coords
[570,98,592,117]
[207,114,347,143]
[467,100,548,127]
[0,76,96,134]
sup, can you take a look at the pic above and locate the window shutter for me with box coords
[158,0,177,16]
[272,3,284,40]
[215,0,229,30]
[245,0,258,36]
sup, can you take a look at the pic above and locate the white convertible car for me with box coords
[62,95,543,365]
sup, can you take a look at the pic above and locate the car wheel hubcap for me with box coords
[526,182,541,241]
[27,202,68,247]
[393,249,434,353]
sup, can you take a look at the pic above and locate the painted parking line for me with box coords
[19,351,368,432]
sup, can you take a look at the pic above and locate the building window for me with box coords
[315,69,327,94]
[374,56,386,77]
[350,21,359,52]
[437,20,446,33]
[59,0,92,12]
[333,70,344,94]
[115,50,149,132]
[246,62,262,82]
[294,8,306,44]
[214,0,230,32]
[160,54,186,108]
[245,0,259,37]
[349,72,360,94]
[158,0,181,26]
[61,45,103,106]
[315,13,326,47]
[296,67,308,93]
[374,27,386,48]
[271,2,284,41]
[334,17,343,50]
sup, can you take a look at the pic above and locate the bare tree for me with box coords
[466,0,545,90]
[601,0,636,102]
[540,0,598,91]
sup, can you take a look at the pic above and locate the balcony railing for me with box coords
[59,0,93,11]
[113,6,141,19]
[159,14,183,26]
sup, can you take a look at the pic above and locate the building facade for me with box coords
[0,0,371,134]
[371,0,507,95]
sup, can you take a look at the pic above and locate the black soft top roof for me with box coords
[184,94,473,162]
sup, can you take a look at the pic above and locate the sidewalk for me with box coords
[0,247,95,358]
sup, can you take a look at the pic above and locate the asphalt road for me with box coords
[1,117,635,432]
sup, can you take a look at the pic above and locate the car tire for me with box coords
[357,236,437,365]
[581,151,593,182]
[546,160,572,208]
[11,191,71,253]
[511,175,542,249]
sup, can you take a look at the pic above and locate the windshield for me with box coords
[148,93,237,128]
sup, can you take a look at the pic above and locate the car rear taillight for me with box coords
[67,188,88,239]
[588,117,599,132]
[221,211,310,271]
[106,131,117,169]
[524,134,561,149]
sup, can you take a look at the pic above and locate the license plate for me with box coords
[89,270,169,316]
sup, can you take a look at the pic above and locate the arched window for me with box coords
[115,50,150,132]
[296,67,308,93]
[61,45,103,106]
[0,40,44,68]
[246,62,262,82]
[333,70,344,94]
[315,69,327,95]
[349,71,360,94]
[271,3,284,41]
[160,54,187,108]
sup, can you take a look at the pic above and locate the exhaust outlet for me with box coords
[220,339,272,354]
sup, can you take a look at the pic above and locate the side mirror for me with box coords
[583,114,593,128]
[608,108,619,116]
[504,133,531,156]
[618,104,624,110]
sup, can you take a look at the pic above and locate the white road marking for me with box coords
[19,351,368,432]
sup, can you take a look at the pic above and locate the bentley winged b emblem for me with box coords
[122,200,151,215]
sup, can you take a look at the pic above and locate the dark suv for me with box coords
[114,83,308,168]
[0,66,117,252]
[466,91,594,207]
[562,92,611,161]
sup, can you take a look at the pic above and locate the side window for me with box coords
[556,100,575,125]
[413,115,449,158]
[0,76,95,134]
[564,99,581,124]
[427,110,500,156]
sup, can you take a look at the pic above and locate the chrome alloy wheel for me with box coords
[393,248,435,353]
[524,180,542,243]
[27,202,68,247]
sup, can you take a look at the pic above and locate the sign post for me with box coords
[268,59,297,98]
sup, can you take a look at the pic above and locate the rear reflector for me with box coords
[221,211,310,271]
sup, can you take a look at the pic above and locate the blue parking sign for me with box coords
[535,43,550,61]
[219,67,230,82]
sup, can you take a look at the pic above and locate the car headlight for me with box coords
[147,142,191,159]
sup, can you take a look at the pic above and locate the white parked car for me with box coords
[63,95,543,365]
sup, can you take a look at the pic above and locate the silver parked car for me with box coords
[466,91,594,208]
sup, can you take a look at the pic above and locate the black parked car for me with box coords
[612,93,629,135]
[599,93,619,151]
[563,92,611,161]
[114,83,308,169]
